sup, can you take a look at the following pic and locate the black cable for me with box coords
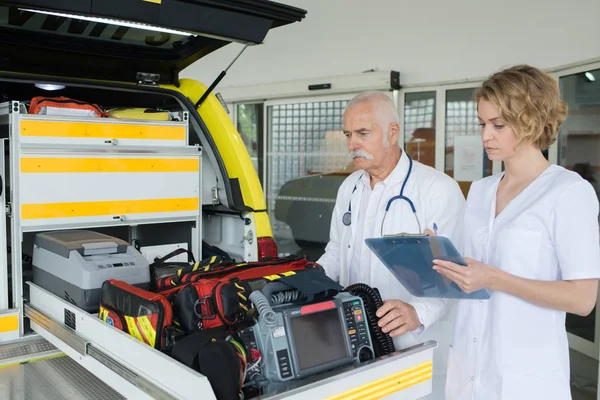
[343,283,395,357]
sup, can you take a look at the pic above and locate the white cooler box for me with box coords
[32,230,151,313]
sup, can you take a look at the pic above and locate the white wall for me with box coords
[181,0,600,90]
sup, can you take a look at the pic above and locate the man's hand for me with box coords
[376,300,422,337]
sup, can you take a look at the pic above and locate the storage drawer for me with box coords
[18,115,189,148]
[27,282,213,400]
[18,150,201,230]
[26,282,436,400]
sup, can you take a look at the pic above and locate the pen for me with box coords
[433,223,438,234]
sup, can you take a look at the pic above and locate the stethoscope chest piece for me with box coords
[342,211,352,226]
[342,154,421,234]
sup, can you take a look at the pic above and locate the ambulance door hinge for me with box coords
[5,202,11,217]
[136,72,160,86]
[211,186,221,205]
[240,230,253,248]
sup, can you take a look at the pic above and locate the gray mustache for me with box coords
[350,150,374,160]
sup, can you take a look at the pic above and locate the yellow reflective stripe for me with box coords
[144,0,161,3]
[263,274,281,281]
[237,292,247,301]
[239,303,248,311]
[324,361,432,400]
[20,120,185,141]
[124,316,144,343]
[21,157,198,173]
[281,271,296,277]
[0,315,18,333]
[98,307,107,321]
[137,316,157,347]
[234,283,244,290]
[21,197,198,219]
[0,353,65,369]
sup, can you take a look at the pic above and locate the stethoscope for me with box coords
[342,154,422,235]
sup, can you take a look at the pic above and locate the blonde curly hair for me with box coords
[475,65,568,150]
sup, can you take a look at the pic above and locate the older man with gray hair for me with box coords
[316,91,465,399]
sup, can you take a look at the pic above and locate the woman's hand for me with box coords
[432,258,495,293]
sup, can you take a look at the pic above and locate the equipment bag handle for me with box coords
[151,248,196,266]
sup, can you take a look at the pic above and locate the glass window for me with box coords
[404,92,436,167]
[445,88,492,197]
[266,99,352,261]
[236,103,263,182]
[560,68,600,345]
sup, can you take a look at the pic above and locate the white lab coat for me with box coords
[317,151,466,399]
[447,165,600,400]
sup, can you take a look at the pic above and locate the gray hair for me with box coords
[345,91,400,135]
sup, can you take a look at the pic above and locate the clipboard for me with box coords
[365,234,490,300]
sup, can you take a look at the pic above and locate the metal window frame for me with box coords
[0,139,7,312]
[262,92,378,197]
[399,82,503,176]
[547,60,600,166]
[258,91,395,251]
[548,61,600,370]
[262,91,395,173]
[233,102,265,185]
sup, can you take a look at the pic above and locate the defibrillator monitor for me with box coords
[239,292,375,390]
[289,303,352,373]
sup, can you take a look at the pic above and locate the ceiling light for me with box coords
[34,83,66,91]
[585,72,596,82]
[19,8,198,37]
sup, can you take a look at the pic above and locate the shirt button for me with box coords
[480,300,483,304]
[470,376,474,382]
[473,338,477,343]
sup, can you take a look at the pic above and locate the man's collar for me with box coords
[387,150,411,185]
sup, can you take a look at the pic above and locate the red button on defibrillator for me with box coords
[250,349,261,362]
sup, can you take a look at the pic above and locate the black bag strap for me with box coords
[151,248,196,267]
[182,254,306,283]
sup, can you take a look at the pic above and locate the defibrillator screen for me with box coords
[290,308,349,371]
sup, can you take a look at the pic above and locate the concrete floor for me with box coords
[571,348,597,400]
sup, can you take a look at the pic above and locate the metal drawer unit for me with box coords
[0,101,202,340]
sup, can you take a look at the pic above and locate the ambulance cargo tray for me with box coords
[26,282,436,400]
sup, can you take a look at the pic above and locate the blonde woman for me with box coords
[433,65,600,399]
